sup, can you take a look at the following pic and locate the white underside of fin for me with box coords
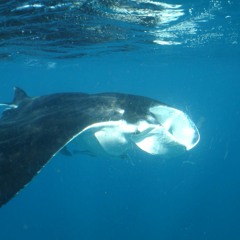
[66,120,137,158]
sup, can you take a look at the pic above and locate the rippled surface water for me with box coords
[0,0,239,59]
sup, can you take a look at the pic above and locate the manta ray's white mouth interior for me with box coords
[149,105,200,150]
[133,105,200,155]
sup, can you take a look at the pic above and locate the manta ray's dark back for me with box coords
[0,88,156,207]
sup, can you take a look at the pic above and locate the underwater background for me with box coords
[0,0,239,239]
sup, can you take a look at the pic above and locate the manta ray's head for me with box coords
[130,104,200,156]
[71,101,200,159]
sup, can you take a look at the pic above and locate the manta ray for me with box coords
[0,88,200,207]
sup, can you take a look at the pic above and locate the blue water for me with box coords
[0,0,240,239]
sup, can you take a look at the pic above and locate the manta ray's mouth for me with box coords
[151,105,200,150]
[132,105,200,155]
